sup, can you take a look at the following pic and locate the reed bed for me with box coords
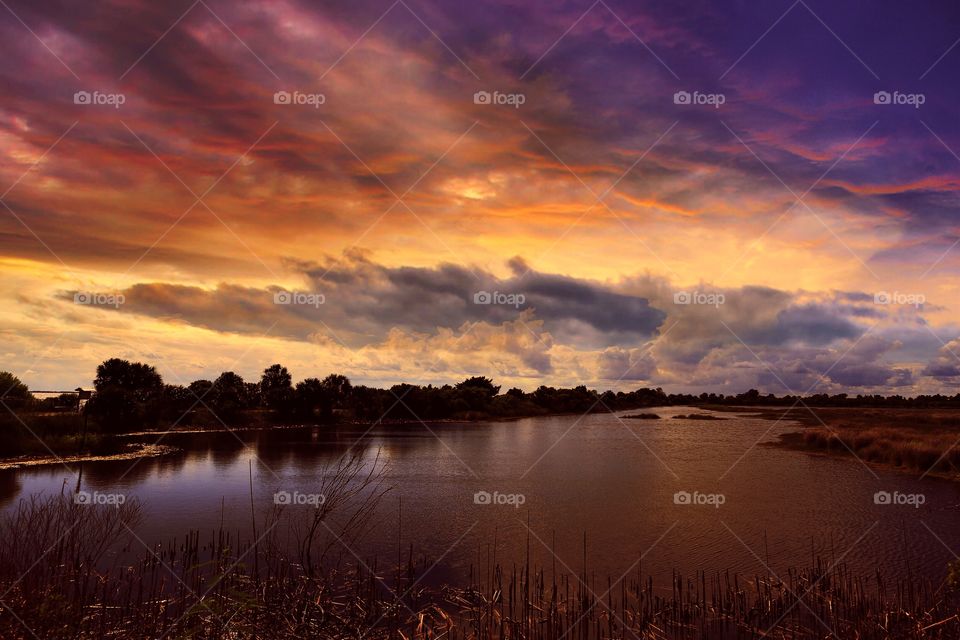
[0,493,958,639]
[748,406,960,477]
[802,427,960,474]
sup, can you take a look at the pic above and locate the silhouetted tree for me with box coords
[455,376,500,398]
[244,382,262,408]
[210,372,247,419]
[87,359,164,431]
[320,374,353,420]
[187,379,213,402]
[452,376,500,413]
[294,378,324,420]
[0,372,32,409]
[349,385,389,421]
[94,359,163,393]
[260,364,293,413]
[161,384,195,423]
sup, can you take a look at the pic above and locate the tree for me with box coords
[455,377,500,398]
[349,385,388,421]
[188,379,214,397]
[0,372,32,409]
[210,371,247,419]
[452,377,500,413]
[244,382,262,408]
[293,374,353,422]
[294,378,325,419]
[87,359,164,431]
[94,359,163,396]
[320,374,353,420]
[260,364,293,413]
[161,384,195,422]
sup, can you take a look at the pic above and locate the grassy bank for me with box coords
[0,412,118,458]
[719,406,960,479]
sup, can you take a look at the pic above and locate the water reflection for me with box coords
[2,410,959,589]
[0,471,21,508]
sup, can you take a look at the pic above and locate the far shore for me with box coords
[0,408,635,469]
[6,405,960,482]
[0,444,179,471]
[707,404,960,482]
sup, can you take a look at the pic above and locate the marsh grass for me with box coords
[1,490,958,638]
[802,427,960,473]
[755,407,960,476]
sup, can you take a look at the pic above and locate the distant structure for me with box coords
[75,388,92,412]
[32,388,93,413]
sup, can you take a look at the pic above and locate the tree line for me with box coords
[5,360,960,443]
[1,359,670,436]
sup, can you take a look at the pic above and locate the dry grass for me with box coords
[0,490,959,638]
[724,407,960,478]
[801,426,960,474]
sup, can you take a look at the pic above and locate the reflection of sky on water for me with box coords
[2,410,959,589]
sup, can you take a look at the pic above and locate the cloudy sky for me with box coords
[2,0,960,393]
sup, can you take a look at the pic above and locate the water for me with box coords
[2,407,958,590]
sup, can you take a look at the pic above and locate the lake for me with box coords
[2,407,957,590]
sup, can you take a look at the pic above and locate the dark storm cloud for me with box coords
[60,254,667,346]
[922,339,960,381]
[763,304,862,345]
[53,252,954,393]
[685,335,915,394]
[596,347,657,382]
[924,362,960,380]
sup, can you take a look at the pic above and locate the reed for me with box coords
[800,426,960,475]
[0,492,958,638]
[747,406,960,478]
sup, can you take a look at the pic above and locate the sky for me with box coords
[2,0,960,394]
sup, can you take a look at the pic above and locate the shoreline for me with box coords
[709,404,960,483]
[9,405,960,484]
[0,443,179,471]
[0,407,637,469]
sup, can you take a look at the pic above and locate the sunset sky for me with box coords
[3,0,960,394]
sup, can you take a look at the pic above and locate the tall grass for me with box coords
[755,407,960,477]
[801,427,960,475]
[0,489,958,638]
